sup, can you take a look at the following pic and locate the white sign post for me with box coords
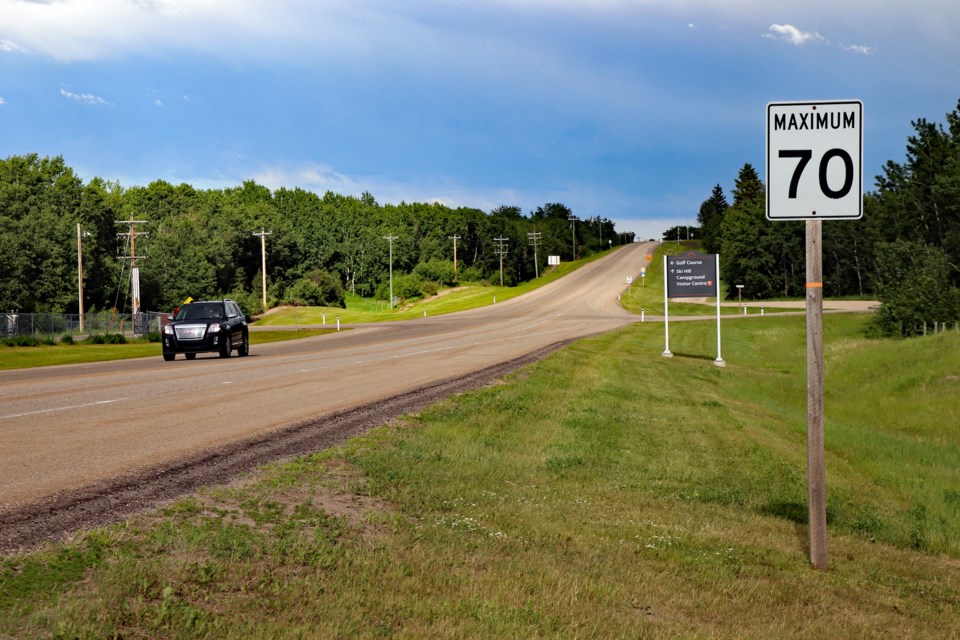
[767,100,863,572]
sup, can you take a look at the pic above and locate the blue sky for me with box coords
[2,0,959,240]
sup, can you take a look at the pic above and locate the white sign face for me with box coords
[766,100,862,221]
[626,276,633,283]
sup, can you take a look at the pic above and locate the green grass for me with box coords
[0,330,336,370]
[256,251,613,326]
[3,314,959,638]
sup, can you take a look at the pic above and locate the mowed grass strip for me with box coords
[3,315,959,638]
[0,329,336,370]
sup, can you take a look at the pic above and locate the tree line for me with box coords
[0,156,632,316]
[694,99,960,336]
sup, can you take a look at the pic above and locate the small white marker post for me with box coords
[336,315,340,331]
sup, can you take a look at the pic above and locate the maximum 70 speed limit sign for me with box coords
[766,100,863,221]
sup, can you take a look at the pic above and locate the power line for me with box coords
[252,228,273,307]
[527,230,542,279]
[493,236,509,286]
[115,216,149,315]
[449,234,461,280]
[384,235,399,308]
[568,215,579,261]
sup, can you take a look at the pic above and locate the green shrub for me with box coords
[413,259,456,286]
[3,335,42,347]
[284,270,346,308]
[459,265,485,283]
[85,334,125,344]
[227,290,264,317]
[60,334,74,345]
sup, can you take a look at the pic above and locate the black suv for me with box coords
[161,299,249,361]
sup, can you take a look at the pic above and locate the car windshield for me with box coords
[176,303,224,321]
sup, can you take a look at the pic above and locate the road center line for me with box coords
[0,398,127,421]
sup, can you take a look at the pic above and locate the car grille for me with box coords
[174,324,207,340]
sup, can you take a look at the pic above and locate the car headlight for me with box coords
[163,324,173,335]
[208,323,222,333]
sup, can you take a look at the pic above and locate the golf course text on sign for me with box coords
[667,254,717,298]
[766,100,863,221]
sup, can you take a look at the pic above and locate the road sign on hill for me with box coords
[666,254,716,298]
[766,100,863,221]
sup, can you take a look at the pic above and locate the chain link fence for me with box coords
[0,311,167,340]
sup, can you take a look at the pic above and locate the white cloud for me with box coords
[253,164,362,196]
[0,97,6,105]
[1,39,27,53]
[841,43,875,55]
[765,24,826,46]
[60,87,109,105]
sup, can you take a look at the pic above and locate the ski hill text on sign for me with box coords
[667,254,717,298]
[766,100,863,221]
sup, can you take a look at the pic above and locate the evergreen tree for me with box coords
[697,184,728,254]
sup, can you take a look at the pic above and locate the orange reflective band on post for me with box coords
[805,282,823,288]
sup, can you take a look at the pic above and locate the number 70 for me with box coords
[779,149,854,199]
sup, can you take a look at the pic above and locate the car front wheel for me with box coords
[219,338,231,358]
[163,352,175,362]
[238,332,249,357]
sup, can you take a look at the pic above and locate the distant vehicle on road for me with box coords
[161,299,249,361]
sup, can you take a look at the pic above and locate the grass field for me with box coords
[3,313,958,638]
[0,329,336,371]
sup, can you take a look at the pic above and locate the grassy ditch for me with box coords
[0,330,336,371]
[3,314,959,638]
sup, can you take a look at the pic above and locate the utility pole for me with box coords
[449,234,461,280]
[493,236,509,286]
[253,228,272,307]
[384,235,399,308]
[77,223,89,332]
[115,216,149,316]
[568,215,579,261]
[527,230,542,279]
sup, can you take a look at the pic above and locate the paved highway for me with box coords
[0,242,653,511]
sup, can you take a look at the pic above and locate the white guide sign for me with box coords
[766,100,863,221]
